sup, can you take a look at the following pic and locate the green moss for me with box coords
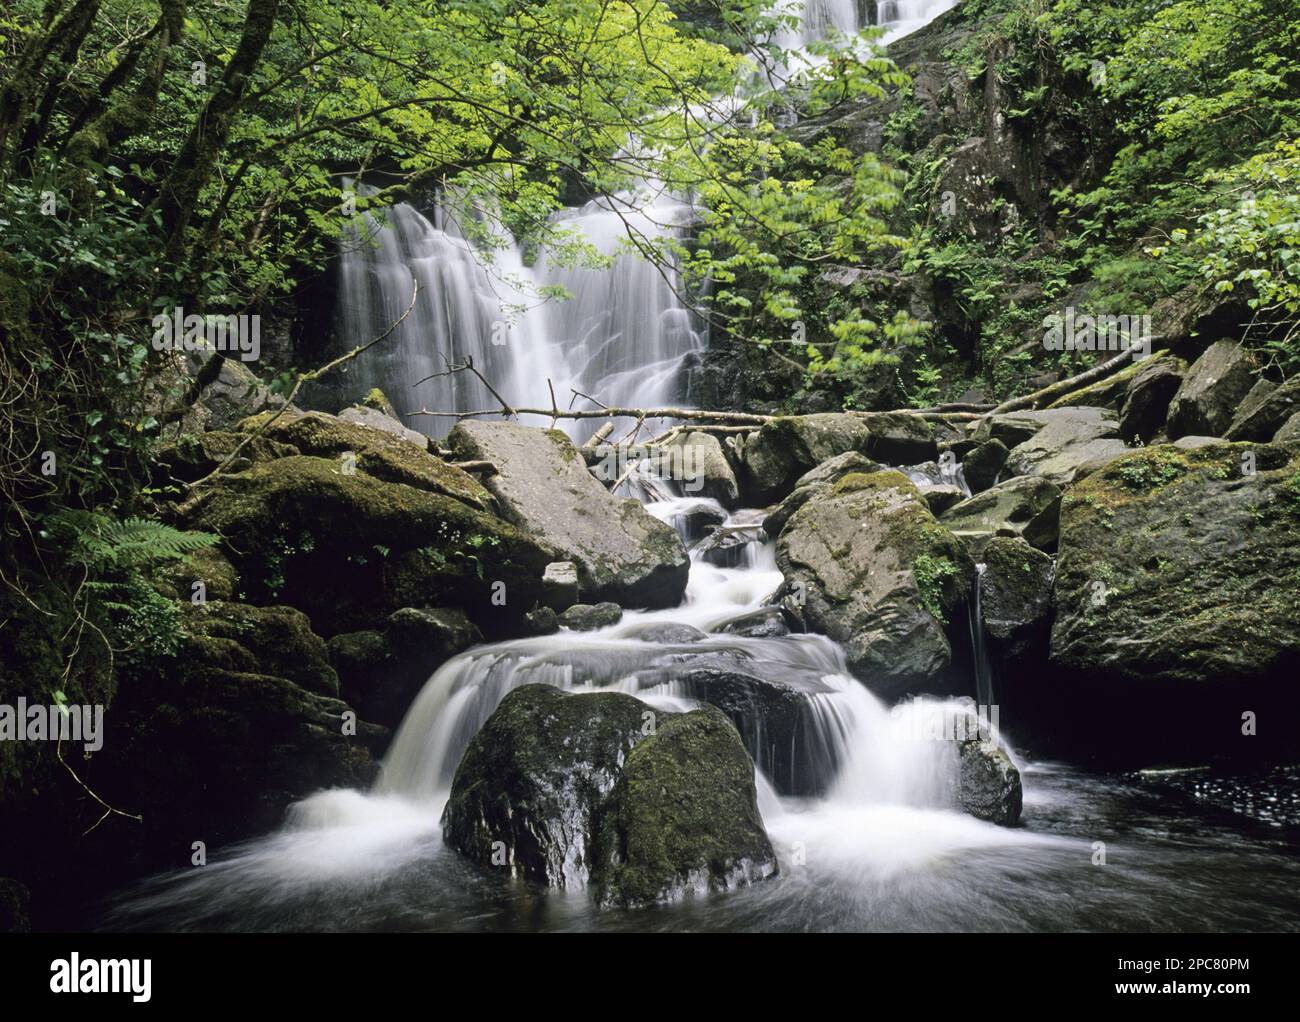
[913,554,961,620]
[832,469,921,498]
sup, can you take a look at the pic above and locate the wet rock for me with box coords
[659,500,728,544]
[1226,377,1300,442]
[623,622,708,644]
[763,451,881,536]
[978,536,1054,659]
[1167,340,1258,439]
[958,738,1023,825]
[737,414,875,505]
[448,421,689,609]
[1003,406,1128,484]
[961,438,1008,494]
[525,607,560,636]
[558,602,623,631]
[695,518,766,568]
[664,431,740,507]
[542,561,580,611]
[940,475,1062,552]
[187,601,339,696]
[718,607,790,639]
[594,705,778,907]
[776,469,974,694]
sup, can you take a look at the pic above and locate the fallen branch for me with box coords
[449,460,496,473]
[990,345,1164,415]
[409,404,774,424]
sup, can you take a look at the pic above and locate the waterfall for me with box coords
[969,562,996,708]
[329,190,704,441]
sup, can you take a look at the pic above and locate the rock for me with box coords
[669,667,837,795]
[695,518,766,568]
[940,475,1062,552]
[737,414,874,505]
[359,387,398,418]
[961,438,1008,493]
[1166,340,1259,439]
[654,499,728,543]
[559,602,623,631]
[594,705,778,907]
[1045,357,1148,411]
[447,421,689,609]
[338,403,430,449]
[329,607,482,728]
[157,545,239,603]
[718,607,790,639]
[441,685,653,888]
[186,602,340,696]
[970,410,1061,448]
[623,622,707,644]
[863,412,937,463]
[664,431,740,507]
[1172,435,1220,449]
[1049,442,1300,762]
[154,430,299,482]
[1119,352,1187,442]
[776,469,974,694]
[542,561,580,611]
[978,536,1054,659]
[525,607,560,635]
[1275,412,1300,445]
[241,409,492,512]
[923,484,966,515]
[763,451,881,536]
[1003,406,1129,484]
[0,879,30,933]
[185,347,287,430]
[958,738,1023,825]
[1226,377,1300,442]
[184,455,556,636]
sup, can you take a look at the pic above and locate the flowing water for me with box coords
[101,0,1300,933]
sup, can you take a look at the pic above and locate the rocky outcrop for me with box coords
[1166,340,1258,439]
[1049,442,1300,761]
[1226,377,1300,442]
[594,705,778,907]
[664,431,740,507]
[442,686,776,905]
[776,470,974,694]
[763,451,881,536]
[737,414,875,505]
[447,421,689,609]
[940,475,1062,551]
[183,455,556,636]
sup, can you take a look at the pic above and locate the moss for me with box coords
[832,469,921,499]
[913,554,961,620]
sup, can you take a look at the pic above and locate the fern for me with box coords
[46,511,218,572]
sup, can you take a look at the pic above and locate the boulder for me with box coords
[1166,340,1258,439]
[1049,442,1300,762]
[695,517,766,568]
[737,414,874,505]
[763,451,881,536]
[923,484,967,515]
[337,402,429,449]
[558,602,623,631]
[185,347,287,430]
[157,545,239,603]
[1003,406,1129,484]
[441,686,651,889]
[241,409,492,512]
[1118,352,1187,442]
[776,469,974,694]
[1275,412,1300,446]
[718,607,790,640]
[978,536,1054,659]
[958,738,1023,825]
[542,561,580,611]
[183,455,556,636]
[940,475,1062,552]
[447,421,689,609]
[961,438,1008,494]
[186,601,339,696]
[664,431,740,507]
[594,705,778,907]
[154,430,298,483]
[653,500,727,544]
[1226,377,1300,442]
[862,412,937,464]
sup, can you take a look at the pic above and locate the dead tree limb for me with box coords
[990,346,1164,415]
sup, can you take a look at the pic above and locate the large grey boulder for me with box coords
[184,346,287,430]
[961,438,1009,494]
[1049,442,1300,760]
[1166,340,1258,439]
[776,469,974,695]
[1275,412,1300,445]
[1226,377,1300,442]
[1003,406,1129,484]
[940,475,1062,552]
[862,412,937,464]
[737,414,874,505]
[664,431,740,507]
[978,536,1055,659]
[447,421,689,609]
[958,737,1023,825]
[338,403,429,449]
[1118,352,1187,442]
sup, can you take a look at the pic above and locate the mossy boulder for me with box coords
[441,685,654,889]
[157,544,240,603]
[594,705,778,907]
[185,601,339,696]
[763,451,881,537]
[154,430,299,483]
[978,536,1055,660]
[240,409,491,512]
[1119,352,1187,442]
[447,421,688,609]
[1049,442,1300,762]
[776,469,974,694]
[183,455,555,636]
[961,438,1009,494]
